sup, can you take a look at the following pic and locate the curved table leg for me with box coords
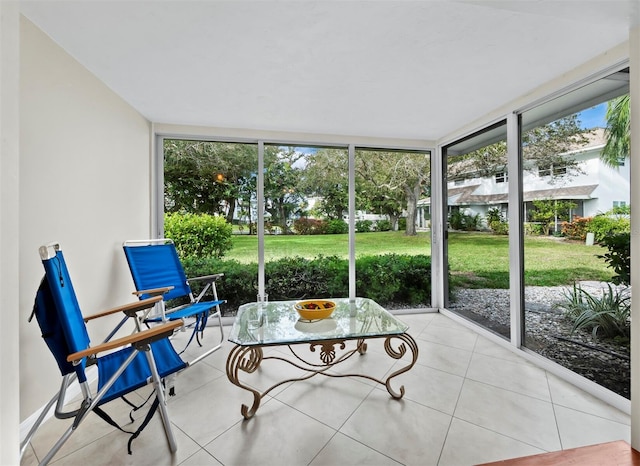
[226,345,264,419]
[383,333,419,399]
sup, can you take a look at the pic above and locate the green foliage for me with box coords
[355,220,373,233]
[524,222,544,235]
[530,199,576,235]
[181,253,431,313]
[598,233,630,285]
[449,211,481,231]
[326,219,348,234]
[558,282,630,339]
[398,218,407,231]
[589,211,630,242]
[356,254,431,305]
[265,256,347,300]
[485,207,508,235]
[489,220,509,235]
[164,212,233,258]
[374,219,392,232]
[561,216,592,240]
[601,95,630,168]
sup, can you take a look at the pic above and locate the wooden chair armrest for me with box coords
[132,286,174,297]
[83,296,163,322]
[188,273,224,283]
[67,319,184,362]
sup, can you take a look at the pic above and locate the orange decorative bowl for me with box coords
[294,299,336,321]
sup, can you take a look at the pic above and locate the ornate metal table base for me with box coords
[226,333,419,419]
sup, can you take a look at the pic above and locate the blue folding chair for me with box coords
[22,243,186,465]
[123,239,225,363]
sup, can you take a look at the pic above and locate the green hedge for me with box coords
[182,254,431,315]
[165,212,233,258]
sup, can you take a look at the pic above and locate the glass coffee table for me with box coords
[226,297,419,419]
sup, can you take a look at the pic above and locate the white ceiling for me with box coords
[20,0,637,142]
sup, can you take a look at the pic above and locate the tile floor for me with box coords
[21,312,630,465]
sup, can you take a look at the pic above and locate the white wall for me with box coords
[19,16,152,419]
[1,3,21,464]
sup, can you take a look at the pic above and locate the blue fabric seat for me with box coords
[123,239,225,362]
[22,243,186,465]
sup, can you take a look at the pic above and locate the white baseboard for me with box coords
[20,366,98,444]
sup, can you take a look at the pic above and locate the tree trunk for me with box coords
[225,196,236,224]
[390,214,399,231]
[404,184,421,236]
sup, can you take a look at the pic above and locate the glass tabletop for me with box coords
[228,297,409,346]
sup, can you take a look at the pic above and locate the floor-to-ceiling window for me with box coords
[163,139,259,312]
[443,122,511,339]
[354,148,432,308]
[161,139,432,314]
[520,68,630,398]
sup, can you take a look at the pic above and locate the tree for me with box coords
[601,95,630,168]
[448,115,591,184]
[299,148,349,220]
[263,146,306,233]
[531,199,576,235]
[164,140,257,223]
[356,150,430,236]
[303,149,430,236]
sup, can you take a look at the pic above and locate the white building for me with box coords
[419,128,630,230]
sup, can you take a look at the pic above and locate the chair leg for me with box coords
[20,391,58,459]
[189,310,225,366]
[144,349,178,453]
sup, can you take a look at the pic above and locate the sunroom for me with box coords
[4,1,640,464]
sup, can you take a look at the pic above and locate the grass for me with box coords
[227,230,613,288]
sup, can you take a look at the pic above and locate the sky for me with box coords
[578,102,607,129]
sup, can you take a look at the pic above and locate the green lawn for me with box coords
[228,231,612,288]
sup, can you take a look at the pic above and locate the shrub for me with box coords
[374,219,392,232]
[355,220,373,233]
[293,218,328,235]
[589,212,630,242]
[598,233,630,285]
[489,220,509,235]
[524,223,544,235]
[326,219,348,234]
[449,211,481,231]
[164,212,233,259]
[558,282,630,339]
[561,216,592,240]
[398,217,407,231]
[356,254,431,305]
[181,254,432,314]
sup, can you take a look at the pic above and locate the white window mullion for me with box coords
[257,141,266,301]
[348,144,356,301]
[507,112,524,348]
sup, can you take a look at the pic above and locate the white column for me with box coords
[0,2,20,464]
[431,145,446,309]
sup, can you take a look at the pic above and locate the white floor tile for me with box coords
[412,339,473,377]
[341,389,451,465]
[204,398,335,466]
[547,373,630,424]
[454,379,561,451]
[275,376,374,429]
[466,352,551,401]
[554,404,630,450]
[389,362,464,415]
[310,432,402,466]
[439,418,545,466]
[21,312,633,466]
